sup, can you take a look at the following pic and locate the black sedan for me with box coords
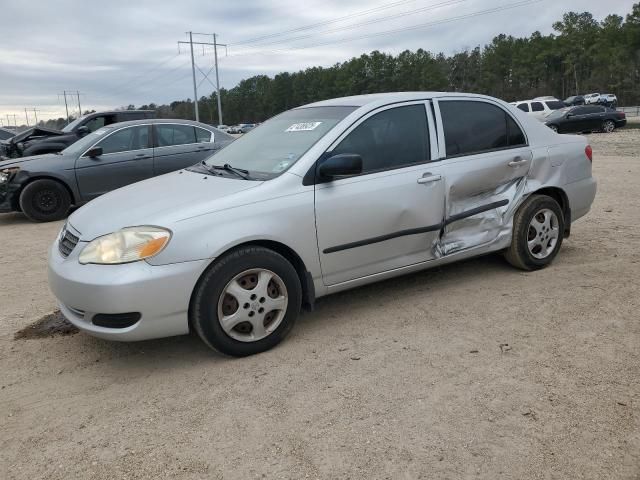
[545,106,626,134]
[0,119,233,222]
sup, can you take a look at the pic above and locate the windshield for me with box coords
[60,127,113,156]
[204,106,356,179]
[61,115,90,133]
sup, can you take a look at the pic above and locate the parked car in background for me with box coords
[544,105,626,134]
[216,125,230,133]
[47,92,596,357]
[0,119,233,222]
[600,94,617,107]
[512,99,566,120]
[0,110,156,159]
[227,125,242,134]
[238,123,256,134]
[564,95,585,106]
[584,93,601,104]
[0,127,16,141]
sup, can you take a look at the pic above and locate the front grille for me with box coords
[58,229,79,258]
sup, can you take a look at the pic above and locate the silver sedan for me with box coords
[48,92,596,356]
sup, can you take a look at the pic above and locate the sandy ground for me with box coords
[1,130,639,480]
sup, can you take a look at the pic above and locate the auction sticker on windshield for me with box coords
[285,122,322,132]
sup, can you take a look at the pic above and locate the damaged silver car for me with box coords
[48,92,596,356]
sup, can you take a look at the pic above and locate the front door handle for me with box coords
[508,157,528,167]
[417,174,442,184]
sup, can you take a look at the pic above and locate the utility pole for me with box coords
[58,91,70,124]
[6,114,18,128]
[24,108,30,127]
[31,108,40,125]
[213,33,222,126]
[178,32,226,125]
[76,90,82,117]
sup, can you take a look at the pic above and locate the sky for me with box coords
[0,0,634,125]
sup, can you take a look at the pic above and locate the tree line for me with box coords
[38,3,640,129]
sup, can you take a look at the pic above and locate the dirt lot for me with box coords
[1,130,639,480]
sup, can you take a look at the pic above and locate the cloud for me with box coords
[0,0,631,122]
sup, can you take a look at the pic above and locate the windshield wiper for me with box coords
[205,162,251,180]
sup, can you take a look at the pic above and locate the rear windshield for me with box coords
[545,101,565,110]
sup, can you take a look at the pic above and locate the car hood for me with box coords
[10,126,64,144]
[0,153,67,169]
[68,169,263,240]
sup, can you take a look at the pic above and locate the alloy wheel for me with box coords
[527,208,560,259]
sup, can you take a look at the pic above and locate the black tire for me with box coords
[191,246,302,357]
[548,124,559,133]
[504,194,565,271]
[19,179,71,222]
[602,120,615,133]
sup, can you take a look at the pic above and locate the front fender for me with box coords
[147,188,322,281]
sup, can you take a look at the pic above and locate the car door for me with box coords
[433,98,533,255]
[566,106,592,131]
[152,123,215,175]
[75,125,153,200]
[314,102,445,286]
[583,106,606,130]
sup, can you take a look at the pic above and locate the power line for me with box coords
[225,0,544,58]
[230,0,470,51]
[231,0,423,46]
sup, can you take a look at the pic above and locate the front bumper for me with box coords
[47,238,211,341]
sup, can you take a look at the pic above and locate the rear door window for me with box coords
[440,100,526,157]
[531,102,544,112]
[155,124,197,147]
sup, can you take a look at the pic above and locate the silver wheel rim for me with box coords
[527,208,559,259]
[217,268,288,342]
[603,121,614,133]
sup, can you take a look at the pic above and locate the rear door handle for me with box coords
[508,157,528,167]
[136,153,151,159]
[417,174,442,184]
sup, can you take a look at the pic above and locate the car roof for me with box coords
[298,92,506,109]
[98,118,217,130]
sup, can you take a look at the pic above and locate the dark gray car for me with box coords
[0,119,234,222]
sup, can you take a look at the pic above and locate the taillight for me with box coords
[585,145,593,162]
[618,112,626,119]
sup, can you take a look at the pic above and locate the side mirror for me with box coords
[76,126,89,136]
[85,146,103,158]
[318,153,363,180]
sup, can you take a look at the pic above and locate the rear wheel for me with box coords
[602,120,615,133]
[191,246,301,356]
[19,179,71,222]
[504,195,564,271]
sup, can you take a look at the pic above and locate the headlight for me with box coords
[79,227,171,265]
[0,167,19,183]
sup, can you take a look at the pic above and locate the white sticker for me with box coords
[285,122,322,132]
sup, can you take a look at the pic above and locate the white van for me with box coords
[511,99,566,120]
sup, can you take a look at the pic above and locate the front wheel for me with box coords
[548,124,559,133]
[602,120,615,133]
[504,195,564,271]
[19,179,71,222]
[191,246,302,356]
